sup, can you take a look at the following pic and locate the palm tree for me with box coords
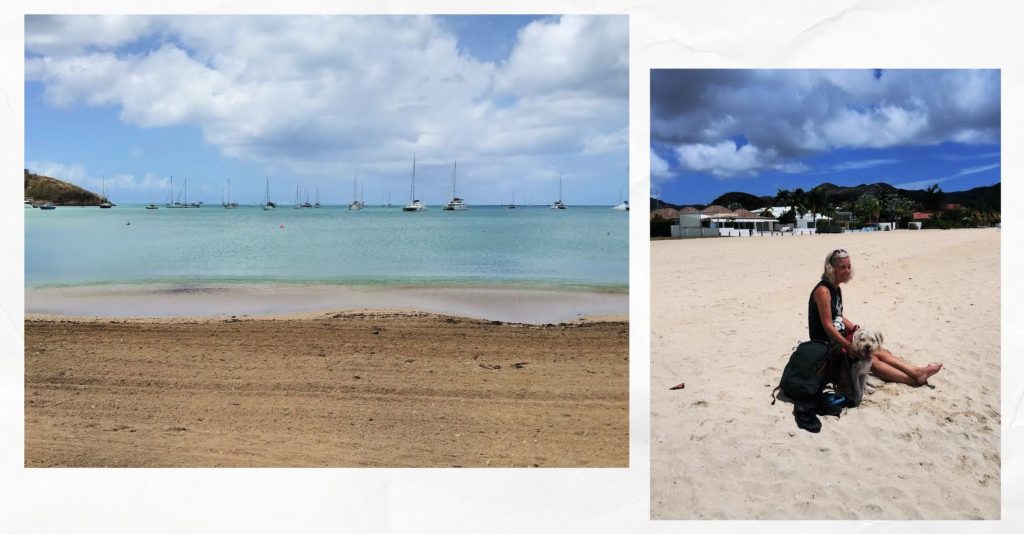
[807,187,830,228]
[924,183,945,212]
[791,187,808,226]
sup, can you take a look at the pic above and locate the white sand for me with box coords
[24,283,627,325]
[651,228,1000,519]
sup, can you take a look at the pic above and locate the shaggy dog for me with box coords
[839,327,882,406]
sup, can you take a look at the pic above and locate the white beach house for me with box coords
[763,206,831,229]
[670,205,778,237]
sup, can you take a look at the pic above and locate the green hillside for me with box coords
[24,169,109,206]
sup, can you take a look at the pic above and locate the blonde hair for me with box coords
[822,248,852,285]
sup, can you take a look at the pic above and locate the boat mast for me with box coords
[409,153,416,203]
[451,161,457,202]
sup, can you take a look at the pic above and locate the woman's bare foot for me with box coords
[914,363,943,385]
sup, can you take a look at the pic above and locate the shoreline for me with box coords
[25,283,628,325]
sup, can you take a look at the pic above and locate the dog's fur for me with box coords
[837,327,882,406]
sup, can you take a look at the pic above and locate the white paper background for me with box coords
[1,1,1019,532]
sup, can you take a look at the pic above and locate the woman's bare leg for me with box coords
[872,349,942,385]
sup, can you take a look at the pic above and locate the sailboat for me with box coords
[99,177,113,208]
[166,176,191,208]
[224,179,238,209]
[402,154,427,211]
[314,187,322,208]
[550,173,567,209]
[348,175,365,210]
[612,186,629,210]
[507,191,516,209]
[442,161,467,210]
[263,178,276,210]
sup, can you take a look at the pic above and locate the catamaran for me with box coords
[402,154,427,212]
[442,161,467,210]
[348,176,365,210]
[550,173,567,209]
[612,186,629,210]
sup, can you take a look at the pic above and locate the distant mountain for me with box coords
[939,183,1000,211]
[651,182,1000,212]
[815,182,1000,211]
[24,169,109,206]
[708,191,775,210]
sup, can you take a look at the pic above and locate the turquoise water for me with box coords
[25,204,628,291]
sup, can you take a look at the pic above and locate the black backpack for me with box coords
[771,340,833,405]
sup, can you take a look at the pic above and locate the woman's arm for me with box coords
[813,285,852,351]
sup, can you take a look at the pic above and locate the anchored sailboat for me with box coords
[348,175,365,210]
[224,179,238,209]
[442,161,467,210]
[550,173,566,209]
[263,178,276,210]
[402,154,427,212]
[612,186,629,210]
[99,177,113,208]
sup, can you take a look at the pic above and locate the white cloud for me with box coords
[27,161,88,183]
[955,162,1000,177]
[676,141,766,177]
[581,127,627,155]
[25,15,156,55]
[494,15,627,99]
[651,70,1000,178]
[674,140,806,178]
[893,162,1000,190]
[831,158,901,171]
[821,104,929,148]
[650,150,671,182]
[25,15,628,203]
[27,160,169,195]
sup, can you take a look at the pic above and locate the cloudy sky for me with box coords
[25,15,628,206]
[650,69,1000,205]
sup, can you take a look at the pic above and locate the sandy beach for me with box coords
[650,228,1000,519]
[25,310,628,467]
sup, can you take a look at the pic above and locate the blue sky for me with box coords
[650,69,1000,205]
[25,15,628,206]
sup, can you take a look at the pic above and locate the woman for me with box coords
[809,248,942,386]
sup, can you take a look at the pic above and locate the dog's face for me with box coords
[850,327,883,361]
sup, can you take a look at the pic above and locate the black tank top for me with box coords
[808,279,844,344]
